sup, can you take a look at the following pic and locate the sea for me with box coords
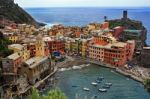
[25,7,150,45]
[25,7,150,99]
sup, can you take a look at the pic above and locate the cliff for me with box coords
[0,0,43,27]
[108,11,147,46]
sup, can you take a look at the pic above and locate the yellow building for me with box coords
[65,41,71,51]
[35,40,45,57]
[88,24,96,31]
[8,44,30,61]
[8,35,19,43]
[19,46,30,61]
[81,40,87,57]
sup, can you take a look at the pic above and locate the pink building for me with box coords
[88,40,135,67]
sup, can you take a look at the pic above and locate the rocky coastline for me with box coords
[57,56,148,84]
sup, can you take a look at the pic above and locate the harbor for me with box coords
[53,64,150,99]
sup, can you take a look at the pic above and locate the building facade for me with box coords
[21,56,52,85]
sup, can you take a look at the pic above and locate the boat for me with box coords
[72,85,78,87]
[83,87,90,91]
[95,79,101,83]
[99,88,107,92]
[102,85,110,89]
[91,82,98,86]
[97,77,104,80]
[105,83,112,86]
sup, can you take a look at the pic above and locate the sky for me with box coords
[14,0,150,8]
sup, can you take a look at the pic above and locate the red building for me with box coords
[27,43,36,57]
[112,26,124,39]
[43,37,65,54]
[104,43,127,67]
[101,22,109,29]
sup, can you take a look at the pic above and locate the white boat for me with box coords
[91,82,98,86]
[105,83,112,86]
[103,85,110,88]
[83,87,90,91]
[99,89,107,92]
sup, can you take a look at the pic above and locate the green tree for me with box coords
[42,88,67,99]
[28,87,67,99]
[144,79,150,93]
[28,87,41,99]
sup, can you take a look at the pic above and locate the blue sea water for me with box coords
[47,65,150,99]
[25,7,150,45]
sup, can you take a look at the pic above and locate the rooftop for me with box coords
[7,53,20,60]
[92,41,126,49]
[24,56,48,69]
[8,44,24,50]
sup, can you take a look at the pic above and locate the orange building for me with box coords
[88,38,135,67]
[101,22,109,29]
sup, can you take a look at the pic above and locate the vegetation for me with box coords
[144,79,150,93]
[0,31,13,57]
[29,87,68,99]
[0,0,38,26]
[109,19,143,29]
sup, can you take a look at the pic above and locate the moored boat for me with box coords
[99,88,107,92]
[83,87,90,91]
[91,82,98,86]
[105,83,112,86]
[95,79,101,83]
[102,85,110,88]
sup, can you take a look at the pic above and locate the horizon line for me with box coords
[22,6,150,9]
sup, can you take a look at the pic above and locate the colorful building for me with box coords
[21,56,52,85]
[35,40,49,57]
[27,43,36,57]
[8,34,20,43]
[8,44,30,61]
[112,26,124,39]
[43,37,65,54]
[2,53,22,83]
[2,53,22,74]
[101,22,109,29]
[88,35,135,67]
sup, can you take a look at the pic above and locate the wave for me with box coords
[58,64,91,72]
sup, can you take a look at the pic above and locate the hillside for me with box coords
[0,0,42,26]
